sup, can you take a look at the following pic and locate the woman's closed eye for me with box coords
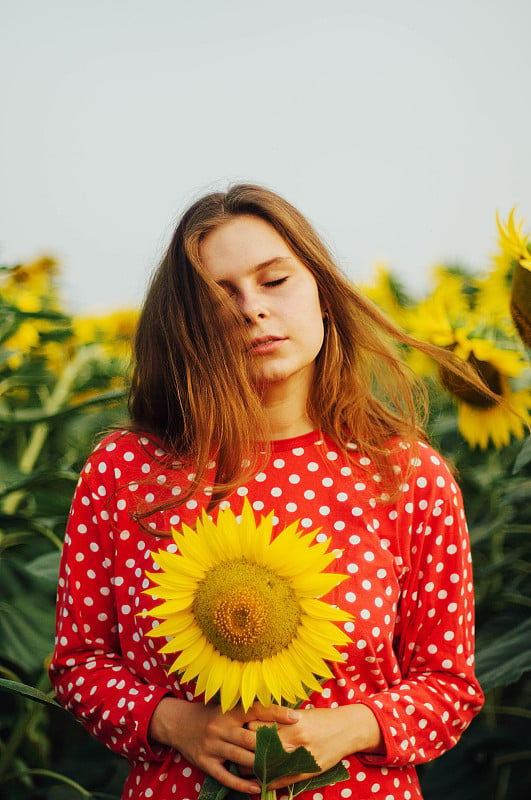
[263,277,288,288]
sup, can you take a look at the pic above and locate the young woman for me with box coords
[50,184,486,800]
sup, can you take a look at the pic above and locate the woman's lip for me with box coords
[250,336,285,354]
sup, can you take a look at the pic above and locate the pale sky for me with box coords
[2,0,531,313]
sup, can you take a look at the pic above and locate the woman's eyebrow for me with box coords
[252,256,293,273]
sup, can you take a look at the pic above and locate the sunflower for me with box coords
[496,208,531,269]
[142,499,352,712]
[361,262,412,325]
[402,266,476,345]
[496,208,531,346]
[399,268,479,379]
[474,262,513,333]
[1,257,60,313]
[439,338,531,449]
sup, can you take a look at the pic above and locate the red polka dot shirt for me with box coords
[50,430,484,800]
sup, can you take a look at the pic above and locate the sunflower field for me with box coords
[0,211,530,800]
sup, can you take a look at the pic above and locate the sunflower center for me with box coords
[440,353,502,409]
[193,559,301,661]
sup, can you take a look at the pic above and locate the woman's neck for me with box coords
[260,382,315,441]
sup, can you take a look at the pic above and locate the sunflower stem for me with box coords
[3,346,98,515]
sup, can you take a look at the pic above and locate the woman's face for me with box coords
[199,215,325,398]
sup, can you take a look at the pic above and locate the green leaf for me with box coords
[513,436,531,474]
[197,774,231,800]
[197,764,248,800]
[25,550,61,586]
[475,616,531,692]
[0,678,62,709]
[254,724,319,785]
[290,760,350,797]
[0,555,56,672]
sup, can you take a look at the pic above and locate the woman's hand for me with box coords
[247,703,384,791]
[148,697,300,794]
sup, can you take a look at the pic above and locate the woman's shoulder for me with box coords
[387,438,463,506]
[81,429,171,478]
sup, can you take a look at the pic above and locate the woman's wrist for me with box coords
[148,695,185,748]
[339,702,385,757]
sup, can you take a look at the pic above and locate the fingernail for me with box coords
[287,709,301,721]
[248,784,261,794]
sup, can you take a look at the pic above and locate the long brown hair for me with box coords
[129,183,498,506]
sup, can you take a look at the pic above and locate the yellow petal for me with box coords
[241,660,263,711]
[220,659,243,712]
[299,597,353,622]
[180,641,216,682]
[204,653,229,703]
[290,571,346,597]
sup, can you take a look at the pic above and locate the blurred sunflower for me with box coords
[2,321,40,370]
[400,266,478,378]
[474,261,512,333]
[403,266,476,345]
[361,262,412,325]
[439,338,531,449]
[142,499,352,712]
[1,257,60,312]
[496,208,531,347]
[73,309,137,361]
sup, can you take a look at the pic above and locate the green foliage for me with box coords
[417,394,531,799]
[0,263,129,799]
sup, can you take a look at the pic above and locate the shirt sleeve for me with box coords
[49,466,170,763]
[358,454,484,767]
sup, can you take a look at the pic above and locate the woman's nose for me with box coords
[238,290,268,323]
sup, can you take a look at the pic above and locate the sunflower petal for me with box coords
[219,658,242,712]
